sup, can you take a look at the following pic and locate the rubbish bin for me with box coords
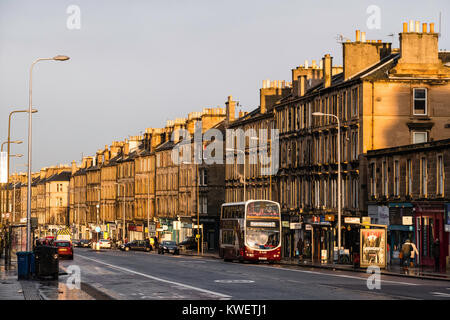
[16,251,34,280]
[34,245,59,280]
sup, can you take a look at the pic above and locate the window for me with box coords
[413,88,427,115]
[420,157,427,197]
[351,88,358,117]
[437,155,444,196]
[369,162,376,197]
[222,230,234,245]
[394,159,400,197]
[406,159,412,195]
[382,160,388,197]
[413,131,427,144]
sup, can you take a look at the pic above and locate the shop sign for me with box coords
[312,216,320,223]
[325,215,334,222]
[402,216,413,226]
[362,217,371,224]
[282,221,290,228]
[148,223,156,232]
[173,221,181,230]
[305,224,312,231]
[156,228,164,232]
[344,217,360,224]
[360,228,387,268]
[162,225,168,231]
[289,223,302,229]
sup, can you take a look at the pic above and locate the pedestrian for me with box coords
[296,237,303,261]
[387,243,390,265]
[432,238,440,272]
[401,239,413,270]
[410,241,419,267]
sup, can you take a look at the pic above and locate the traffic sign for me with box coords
[95,226,101,233]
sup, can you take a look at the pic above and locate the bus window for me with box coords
[222,230,234,245]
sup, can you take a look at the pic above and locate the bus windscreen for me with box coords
[246,201,279,219]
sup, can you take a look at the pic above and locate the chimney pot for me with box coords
[304,60,309,69]
[361,32,366,42]
[415,21,420,33]
[403,22,408,33]
[409,20,414,32]
[430,23,435,33]
[422,23,427,33]
[356,30,361,42]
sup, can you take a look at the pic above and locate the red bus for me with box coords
[219,200,281,263]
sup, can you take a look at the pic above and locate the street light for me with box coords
[312,111,341,262]
[26,56,70,251]
[226,148,246,201]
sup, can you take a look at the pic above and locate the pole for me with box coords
[123,184,125,242]
[26,58,51,252]
[147,174,150,239]
[337,117,341,262]
[196,164,199,255]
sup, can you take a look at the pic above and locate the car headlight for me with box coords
[163,246,167,250]
[53,254,58,260]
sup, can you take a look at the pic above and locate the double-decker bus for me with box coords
[219,200,281,263]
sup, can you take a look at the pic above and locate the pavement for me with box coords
[181,249,450,282]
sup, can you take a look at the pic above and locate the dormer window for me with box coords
[413,88,427,115]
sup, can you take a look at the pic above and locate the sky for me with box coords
[0,0,449,173]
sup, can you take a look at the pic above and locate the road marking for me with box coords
[430,292,450,298]
[214,280,255,283]
[76,254,231,299]
[244,264,419,286]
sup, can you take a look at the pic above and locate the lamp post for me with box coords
[26,55,69,251]
[312,111,341,262]
[226,148,246,201]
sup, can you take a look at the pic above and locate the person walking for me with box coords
[296,237,303,261]
[410,241,419,267]
[401,239,413,270]
[432,238,440,272]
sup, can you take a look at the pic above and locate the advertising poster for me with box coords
[360,228,387,268]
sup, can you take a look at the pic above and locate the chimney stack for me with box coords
[71,160,77,175]
[299,75,307,96]
[225,95,236,123]
[356,30,361,42]
[322,54,333,88]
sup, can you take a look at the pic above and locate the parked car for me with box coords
[157,240,179,255]
[53,240,73,259]
[178,236,197,250]
[98,239,112,249]
[119,240,152,252]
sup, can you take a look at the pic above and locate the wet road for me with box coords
[48,248,450,300]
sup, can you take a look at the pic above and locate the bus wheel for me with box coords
[224,258,232,262]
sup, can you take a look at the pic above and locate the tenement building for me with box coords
[272,21,450,261]
[365,138,450,271]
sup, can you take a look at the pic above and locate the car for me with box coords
[79,239,91,248]
[98,239,112,249]
[72,239,82,247]
[157,240,179,255]
[53,240,73,260]
[178,236,197,250]
[119,240,152,252]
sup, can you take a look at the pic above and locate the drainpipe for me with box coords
[371,81,375,150]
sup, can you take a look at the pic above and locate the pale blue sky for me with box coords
[0,0,449,172]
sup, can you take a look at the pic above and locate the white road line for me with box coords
[76,254,231,299]
[245,264,419,286]
[430,292,450,298]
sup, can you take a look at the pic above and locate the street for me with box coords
[53,248,450,300]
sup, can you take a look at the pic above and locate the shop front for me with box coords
[197,217,219,251]
[128,223,144,241]
[157,218,175,241]
[414,202,449,270]
[386,203,414,264]
[302,215,335,263]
